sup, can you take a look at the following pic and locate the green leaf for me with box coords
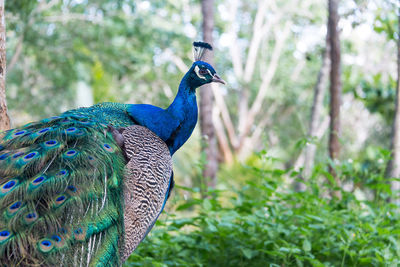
[241,248,253,259]
[202,199,212,210]
[279,247,291,253]
[303,239,311,252]
[176,200,201,211]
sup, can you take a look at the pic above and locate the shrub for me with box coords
[125,154,400,267]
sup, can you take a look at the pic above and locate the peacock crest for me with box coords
[193,41,213,61]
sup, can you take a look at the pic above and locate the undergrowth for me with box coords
[125,151,400,267]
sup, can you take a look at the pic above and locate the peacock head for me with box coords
[186,42,225,88]
[187,60,225,88]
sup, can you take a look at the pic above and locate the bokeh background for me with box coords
[4,0,400,266]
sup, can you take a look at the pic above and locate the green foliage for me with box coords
[345,0,398,126]
[125,152,400,266]
[353,75,396,124]
[5,0,195,120]
[373,3,397,41]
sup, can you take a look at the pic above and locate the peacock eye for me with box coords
[199,69,208,75]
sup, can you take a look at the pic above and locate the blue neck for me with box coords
[126,71,199,155]
[167,73,194,116]
[166,73,198,154]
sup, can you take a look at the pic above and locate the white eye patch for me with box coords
[194,65,212,80]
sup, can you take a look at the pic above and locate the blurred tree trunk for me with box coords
[386,7,400,204]
[304,44,330,176]
[328,0,342,198]
[294,41,330,191]
[200,0,218,189]
[0,0,9,131]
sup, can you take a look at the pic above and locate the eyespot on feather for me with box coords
[65,127,78,134]
[1,179,19,194]
[18,151,39,165]
[38,239,54,252]
[0,230,12,242]
[52,235,61,242]
[0,152,10,160]
[24,211,38,224]
[37,127,52,134]
[73,227,86,241]
[28,174,47,191]
[63,149,79,159]
[61,118,71,123]
[54,194,67,207]
[33,176,45,184]
[56,169,69,178]
[88,155,95,163]
[9,201,22,210]
[58,227,70,236]
[7,201,23,216]
[75,130,85,136]
[24,152,37,159]
[67,185,77,193]
[12,152,25,159]
[30,127,52,139]
[43,139,59,149]
[12,130,28,138]
[79,119,93,125]
[51,234,66,248]
[102,143,114,153]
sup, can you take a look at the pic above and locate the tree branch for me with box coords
[249,102,278,146]
[243,0,269,83]
[211,83,238,147]
[7,34,23,72]
[213,105,233,164]
[226,0,243,78]
[238,21,291,148]
[44,13,103,24]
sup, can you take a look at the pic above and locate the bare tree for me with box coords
[200,0,218,188]
[327,0,342,196]
[386,5,400,204]
[304,45,330,175]
[212,0,293,161]
[294,41,330,191]
[0,0,9,131]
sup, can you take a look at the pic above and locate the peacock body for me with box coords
[0,42,224,266]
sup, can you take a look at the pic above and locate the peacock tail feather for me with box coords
[0,113,127,266]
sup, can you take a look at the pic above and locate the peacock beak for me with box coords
[212,74,226,85]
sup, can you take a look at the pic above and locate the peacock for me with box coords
[0,41,225,266]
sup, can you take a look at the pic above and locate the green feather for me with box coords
[0,113,127,266]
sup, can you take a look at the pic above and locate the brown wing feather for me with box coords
[120,125,172,262]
